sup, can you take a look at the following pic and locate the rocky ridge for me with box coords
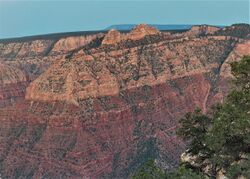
[184,25,220,37]
[102,24,160,45]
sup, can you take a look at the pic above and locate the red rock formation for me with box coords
[183,25,220,37]
[26,36,233,107]
[102,24,160,45]
[220,40,250,78]
[0,40,54,58]
[102,29,122,45]
[0,63,28,107]
[0,33,105,85]
[0,74,210,178]
[51,34,104,54]
[128,24,160,40]
[0,24,249,178]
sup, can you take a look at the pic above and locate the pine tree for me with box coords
[177,56,250,178]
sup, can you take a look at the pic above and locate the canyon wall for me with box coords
[0,24,249,178]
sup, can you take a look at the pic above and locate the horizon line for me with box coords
[0,23,248,42]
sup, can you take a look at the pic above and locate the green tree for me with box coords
[132,159,204,179]
[177,108,212,156]
[132,159,166,179]
[177,56,250,178]
[166,166,204,179]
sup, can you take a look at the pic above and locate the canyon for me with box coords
[0,24,250,178]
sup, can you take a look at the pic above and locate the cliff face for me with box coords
[26,36,233,107]
[0,24,250,178]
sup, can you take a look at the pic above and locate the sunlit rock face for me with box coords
[0,40,54,58]
[128,24,160,40]
[102,24,160,45]
[184,25,220,37]
[50,34,104,55]
[0,24,250,178]
[102,29,123,45]
[26,35,233,106]
[220,40,250,78]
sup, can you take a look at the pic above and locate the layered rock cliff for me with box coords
[0,63,28,107]
[0,24,249,178]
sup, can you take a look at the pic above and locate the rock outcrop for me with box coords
[0,63,28,107]
[128,24,160,40]
[214,23,250,38]
[102,24,160,45]
[220,40,250,78]
[51,34,104,55]
[184,25,220,37]
[0,24,250,178]
[102,29,122,45]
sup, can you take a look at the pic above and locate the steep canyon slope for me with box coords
[0,24,250,178]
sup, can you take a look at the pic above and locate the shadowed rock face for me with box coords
[0,24,250,178]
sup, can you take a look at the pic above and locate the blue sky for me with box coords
[0,0,249,39]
